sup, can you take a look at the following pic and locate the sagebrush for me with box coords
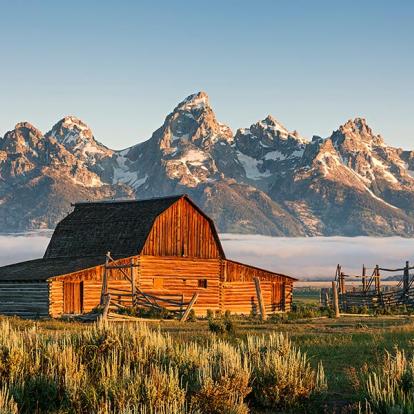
[0,319,326,413]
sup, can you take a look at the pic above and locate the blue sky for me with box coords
[0,0,413,149]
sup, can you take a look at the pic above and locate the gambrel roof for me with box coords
[44,194,225,259]
[0,195,225,282]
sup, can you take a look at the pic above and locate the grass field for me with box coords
[156,315,414,409]
[4,312,414,413]
[293,287,321,305]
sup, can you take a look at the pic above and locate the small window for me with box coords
[153,278,164,289]
[198,279,208,288]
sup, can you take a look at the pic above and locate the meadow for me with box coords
[2,296,414,413]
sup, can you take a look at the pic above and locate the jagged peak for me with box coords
[46,115,95,147]
[13,121,43,136]
[0,121,44,152]
[52,116,91,133]
[260,115,288,132]
[340,117,373,136]
[256,116,308,144]
[175,91,210,113]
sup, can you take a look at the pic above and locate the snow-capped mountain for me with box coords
[233,115,307,189]
[1,91,414,236]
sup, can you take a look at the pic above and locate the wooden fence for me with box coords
[322,261,414,312]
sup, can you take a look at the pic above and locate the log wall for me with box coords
[47,256,294,317]
[139,256,221,315]
[0,281,49,318]
[223,260,293,313]
[142,198,220,258]
[49,257,135,316]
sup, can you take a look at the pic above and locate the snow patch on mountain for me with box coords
[237,151,271,180]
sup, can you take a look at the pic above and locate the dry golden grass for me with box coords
[0,317,326,414]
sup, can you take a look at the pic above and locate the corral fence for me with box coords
[321,261,414,312]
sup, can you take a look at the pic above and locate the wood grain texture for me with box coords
[47,254,293,317]
[142,198,220,258]
[0,282,49,318]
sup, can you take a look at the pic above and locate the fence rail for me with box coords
[325,261,414,312]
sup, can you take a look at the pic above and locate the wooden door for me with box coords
[271,282,283,312]
[63,281,83,314]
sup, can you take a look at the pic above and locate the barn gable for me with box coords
[142,196,224,258]
[43,195,223,260]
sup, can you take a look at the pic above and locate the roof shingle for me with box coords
[44,195,183,259]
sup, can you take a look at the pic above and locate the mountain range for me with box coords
[1,91,414,236]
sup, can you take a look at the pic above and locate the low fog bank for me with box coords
[0,233,413,280]
[220,234,414,279]
[0,233,51,266]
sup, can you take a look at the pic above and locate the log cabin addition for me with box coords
[0,195,296,318]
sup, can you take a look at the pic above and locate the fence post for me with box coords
[131,259,136,301]
[340,272,346,294]
[375,265,381,294]
[404,261,410,292]
[362,265,366,292]
[100,252,110,306]
[180,293,199,322]
[254,277,267,321]
[332,281,340,318]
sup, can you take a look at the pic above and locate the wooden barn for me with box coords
[0,195,296,319]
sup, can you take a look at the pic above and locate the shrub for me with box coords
[187,309,196,322]
[208,319,226,335]
[140,365,185,411]
[191,340,251,414]
[0,385,18,414]
[362,348,414,413]
[191,375,249,414]
[208,317,236,336]
[244,332,327,409]
[206,309,214,320]
[289,304,321,320]
[0,318,327,413]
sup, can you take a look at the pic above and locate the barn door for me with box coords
[271,282,284,311]
[63,281,83,314]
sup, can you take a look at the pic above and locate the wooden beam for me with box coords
[254,277,267,320]
[105,264,140,269]
[404,261,410,292]
[106,253,132,283]
[362,264,366,292]
[340,272,345,294]
[332,281,340,318]
[131,260,136,299]
[180,293,199,322]
[101,294,111,321]
[100,252,110,306]
[375,264,381,294]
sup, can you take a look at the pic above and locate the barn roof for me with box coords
[0,194,227,282]
[226,259,298,281]
[44,194,198,259]
[0,256,104,282]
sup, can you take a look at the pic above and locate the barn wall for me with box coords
[0,281,49,318]
[223,260,293,314]
[139,255,221,315]
[49,257,137,316]
[48,256,293,317]
[142,198,221,259]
